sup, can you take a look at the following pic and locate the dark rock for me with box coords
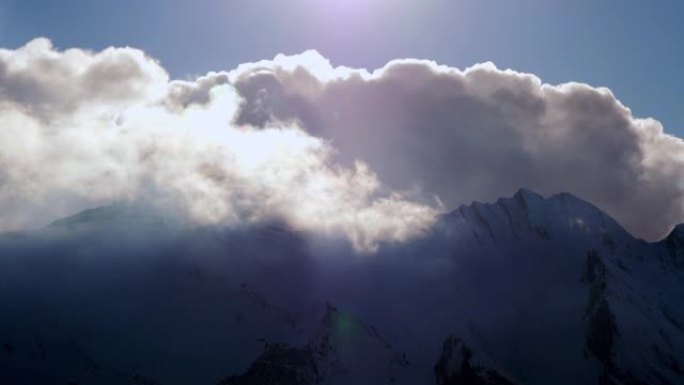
[434,336,515,385]
[217,343,321,385]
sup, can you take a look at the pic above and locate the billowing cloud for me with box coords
[2,39,683,248]
[224,51,684,241]
[0,39,437,251]
[0,38,168,120]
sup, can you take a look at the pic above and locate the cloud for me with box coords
[163,72,230,112]
[2,39,683,248]
[225,51,684,241]
[0,39,437,251]
[0,38,168,120]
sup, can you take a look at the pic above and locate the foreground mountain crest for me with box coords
[1,189,682,384]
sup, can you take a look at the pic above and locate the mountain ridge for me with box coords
[1,188,682,384]
[46,188,683,245]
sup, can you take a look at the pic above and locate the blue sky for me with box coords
[0,0,682,137]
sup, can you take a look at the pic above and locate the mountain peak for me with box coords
[48,202,165,231]
[513,187,544,203]
[442,188,631,245]
[669,223,684,239]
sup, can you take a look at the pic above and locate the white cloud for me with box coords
[3,39,684,247]
[0,38,168,120]
[0,39,437,251]
[228,50,684,241]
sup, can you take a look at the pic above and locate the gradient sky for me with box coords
[0,0,682,137]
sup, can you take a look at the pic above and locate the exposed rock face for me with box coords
[219,303,411,385]
[664,224,684,270]
[583,250,617,366]
[434,336,515,385]
[218,343,321,385]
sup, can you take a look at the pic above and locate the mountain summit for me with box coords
[442,188,634,245]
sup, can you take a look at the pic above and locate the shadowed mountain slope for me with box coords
[1,189,682,384]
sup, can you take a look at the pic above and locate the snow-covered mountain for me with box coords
[0,189,682,385]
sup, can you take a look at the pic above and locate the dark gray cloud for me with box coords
[163,72,230,111]
[226,53,684,241]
